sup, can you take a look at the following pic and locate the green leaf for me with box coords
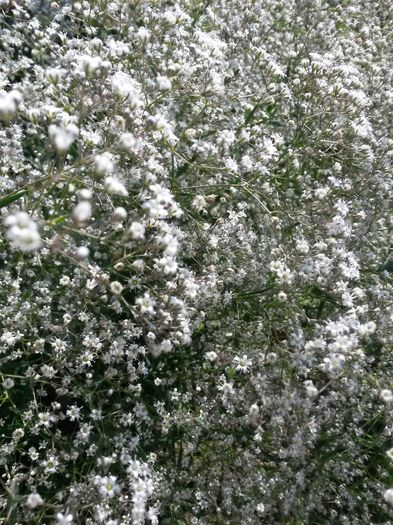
[51,215,67,225]
[308,285,345,309]
[378,260,393,273]
[0,190,27,209]
[227,367,236,379]
[336,20,348,32]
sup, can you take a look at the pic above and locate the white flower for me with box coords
[270,260,284,275]
[150,339,172,357]
[48,124,78,154]
[75,246,90,260]
[26,492,43,509]
[81,54,103,75]
[0,95,16,121]
[119,132,136,152]
[205,351,218,362]
[135,293,156,314]
[11,427,24,442]
[132,259,145,271]
[2,378,14,389]
[1,331,18,346]
[157,234,178,256]
[254,432,262,443]
[233,354,252,373]
[217,377,235,396]
[137,26,151,42]
[315,187,330,200]
[156,256,178,275]
[43,455,58,472]
[295,239,309,254]
[384,488,393,505]
[4,212,42,252]
[98,475,121,499]
[112,207,127,221]
[157,75,172,90]
[94,153,114,176]
[304,380,318,398]
[56,512,73,525]
[110,281,123,295]
[66,405,81,421]
[60,275,70,285]
[322,354,345,376]
[78,188,93,200]
[334,199,349,216]
[358,321,376,337]
[192,195,207,212]
[129,221,146,240]
[142,184,182,219]
[12,228,42,251]
[46,67,63,83]
[73,201,92,224]
[145,113,168,132]
[381,389,393,403]
[111,73,142,108]
[0,89,21,121]
[104,176,128,196]
[277,291,287,302]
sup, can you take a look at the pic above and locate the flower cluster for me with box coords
[1,1,393,524]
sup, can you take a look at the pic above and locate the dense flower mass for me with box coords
[1,0,393,523]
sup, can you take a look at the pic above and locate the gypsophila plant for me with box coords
[1,0,393,523]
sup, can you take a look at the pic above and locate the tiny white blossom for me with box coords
[157,75,172,90]
[78,188,93,200]
[119,132,136,152]
[104,176,128,196]
[75,246,90,260]
[0,89,21,121]
[277,291,287,302]
[304,380,318,398]
[98,475,121,499]
[384,488,393,505]
[4,212,42,252]
[112,207,127,222]
[1,331,18,346]
[73,201,92,224]
[381,389,393,403]
[233,354,252,373]
[137,26,151,42]
[94,153,114,176]
[26,492,43,509]
[12,428,25,440]
[2,378,14,389]
[110,281,123,295]
[48,124,78,154]
[56,512,73,525]
[129,221,146,240]
[60,275,71,285]
[81,54,103,75]
[66,405,81,421]
[135,293,156,314]
[46,67,63,83]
